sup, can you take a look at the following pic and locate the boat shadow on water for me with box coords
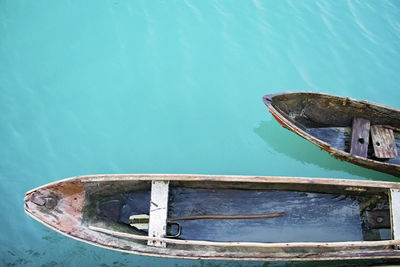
[254,119,397,181]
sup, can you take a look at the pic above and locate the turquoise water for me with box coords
[1,0,400,266]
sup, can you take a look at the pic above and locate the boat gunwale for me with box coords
[88,225,400,248]
[263,91,400,115]
[262,92,400,174]
[25,174,400,195]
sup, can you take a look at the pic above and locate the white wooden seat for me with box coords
[147,180,169,247]
[391,189,400,249]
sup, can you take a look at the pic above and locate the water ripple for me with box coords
[347,0,378,44]
[183,0,204,23]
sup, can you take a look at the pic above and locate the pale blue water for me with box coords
[1,1,400,266]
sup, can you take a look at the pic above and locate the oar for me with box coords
[130,212,285,228]
[169,212,285,221]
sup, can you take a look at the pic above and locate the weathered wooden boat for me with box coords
[263,92,400,176]
[25,174,400,261]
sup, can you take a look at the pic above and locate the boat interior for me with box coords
[269,93,400,165]
[83,180,392,244]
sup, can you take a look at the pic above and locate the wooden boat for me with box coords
[263,92,400,176]
[25,174,400,261]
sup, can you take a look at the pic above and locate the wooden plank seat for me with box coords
[350,117,371,158]
[148,180,170,247]
[391,189,400,249]
[371,125,398,159]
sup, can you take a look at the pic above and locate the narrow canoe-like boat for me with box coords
[263,92,400,176]
[25,174,400,261]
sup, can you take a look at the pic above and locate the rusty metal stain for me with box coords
[47,181,85,196]
[366,210,391,229]
[269,111,287,128]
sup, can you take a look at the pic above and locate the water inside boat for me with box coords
[84,180,391,243]
[306,127,400,165]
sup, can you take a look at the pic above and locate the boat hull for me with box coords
[263,92,400,177]
[24,174,400,261]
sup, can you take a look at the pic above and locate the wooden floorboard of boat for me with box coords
[306,127,400,165]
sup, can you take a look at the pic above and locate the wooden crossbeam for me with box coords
[391,189,400,249]
[371,125,398,159]
[147,180,169,247]
[350,117,370,158]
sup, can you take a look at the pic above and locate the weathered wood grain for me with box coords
[306,127,350,151]
[371,125,398,159]
[76,174,400,189]
[350,117,370,158]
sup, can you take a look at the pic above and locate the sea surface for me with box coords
[1,1,400,266]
